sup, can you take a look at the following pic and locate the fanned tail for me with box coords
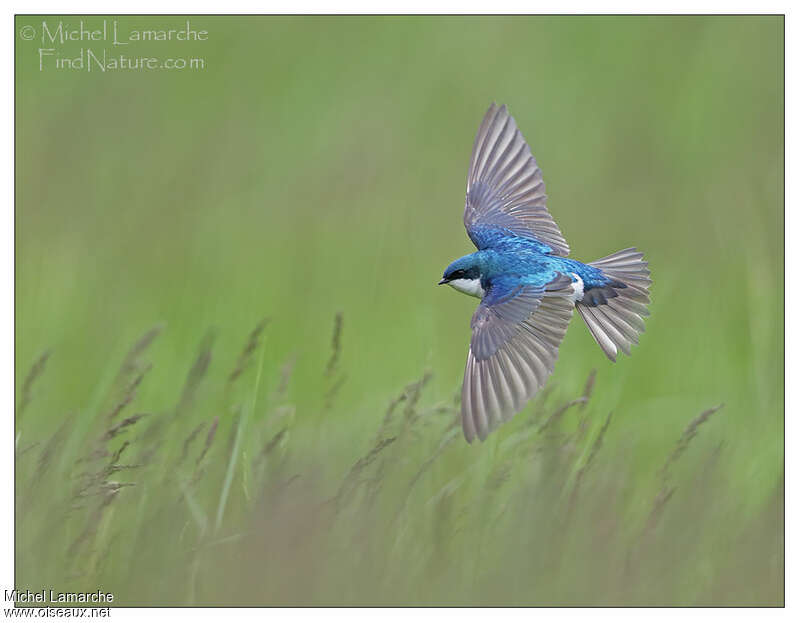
[576,247,651,362]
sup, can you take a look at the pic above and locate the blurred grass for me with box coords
[15,15,782,605]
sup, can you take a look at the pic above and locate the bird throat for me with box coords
[448,278,485,299]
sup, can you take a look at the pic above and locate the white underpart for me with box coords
[448,278,486,299]
[568,273,585,304]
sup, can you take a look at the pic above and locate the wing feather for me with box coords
[461,277,575,442]
[464,103,570,255]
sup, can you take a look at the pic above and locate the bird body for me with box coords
[440,103,652,443]
[443,240,614,300]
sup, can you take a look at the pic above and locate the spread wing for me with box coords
[464,103,570,256]
[462,274,574,443]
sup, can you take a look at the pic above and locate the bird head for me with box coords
[439,256,485,298]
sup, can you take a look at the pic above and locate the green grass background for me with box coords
[15,15,783,605]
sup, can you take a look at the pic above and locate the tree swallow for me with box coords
[440,103,651,443]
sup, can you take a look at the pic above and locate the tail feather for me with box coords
[577,247,651,362]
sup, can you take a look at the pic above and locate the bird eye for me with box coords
[451,270,464,279]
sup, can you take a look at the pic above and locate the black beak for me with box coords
[438,278,449,285]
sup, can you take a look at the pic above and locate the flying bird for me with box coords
[440,103,651,443]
